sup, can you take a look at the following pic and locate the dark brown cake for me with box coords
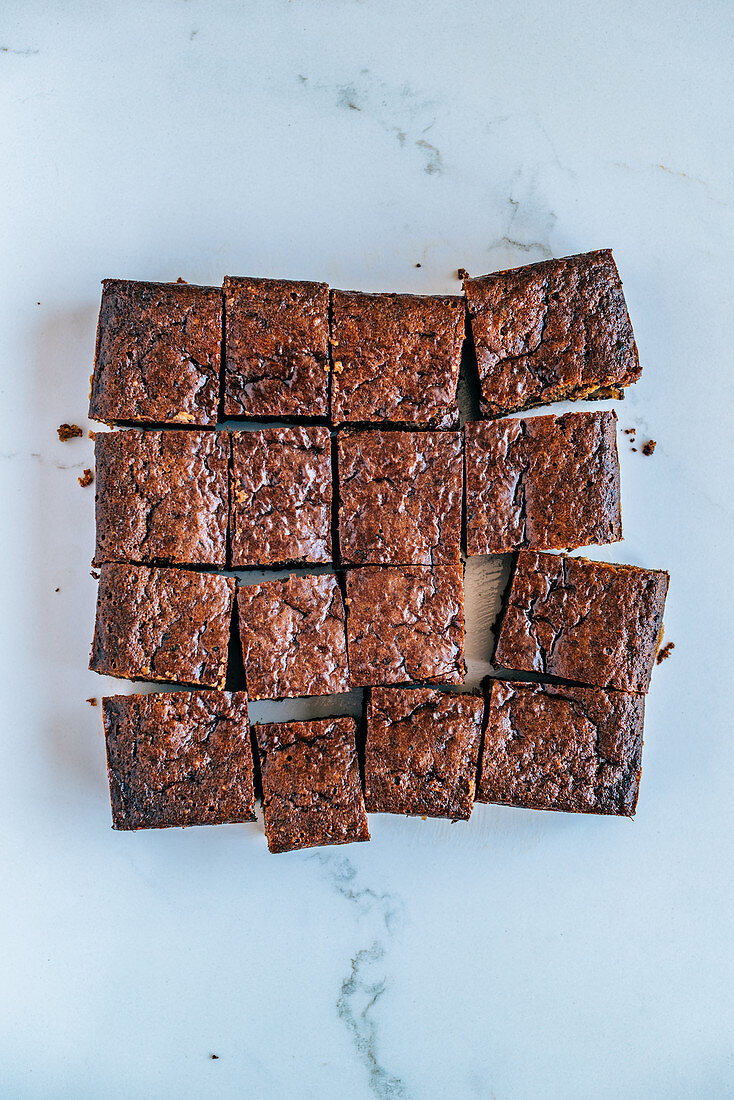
[463,250,641,417]
[223,276,329,418]
[365,687,483,819]
[256,717,370,853]
[464,410,621,554]
[345,563,465,686]
[89,279,222,427]
[93,429,229,566]
[230,427,332,566]
[476,679,644,816]
[330,291,464,428]
[494,551,669,693]
[103,690,255,829]
[338,429,463,565]
[90,563,234,687]
[237,574,349,699]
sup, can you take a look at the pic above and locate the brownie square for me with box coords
[463,250,641,417]
[103,690,255,830]
[464,410,621,555]
[345,563,465,687]
[230,427,332,566]
[223,276,329,418]
[330,291,464,428]
[494,552,669,693]
[338,429,462,566]
[476,679,644,816]
[90,563,234,687]
[256,718,370,853]
[237,574,349,699]
[94,429,229,567]
[89,279,222,427]
[365,687,483,820]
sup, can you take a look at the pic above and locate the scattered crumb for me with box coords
[37,301,41,306]
[55,587,60,592]
[58,423,82,441]
[88,430,96,440]
[657,641,675,664]
[210,1054,219,1060]
[414,263,422,268]
[90,569,100,580]
[631,447,637,452]
[86,697,97,706]
[176,276,188,283]
[642,439,657,456]
[78,468,94,487]
[623,428,636,436]
[457,267,469,280]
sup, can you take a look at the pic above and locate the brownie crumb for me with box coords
[657,641,675,664]
[631,447,637,452]
[415,263,422,268]
[210,1054,219,1061]
[88,430,96,440]
[642,440,657,456]
[457,267,469,279]
[90,570,100,580]
[58,423,82,441]
[176,276,188,283]
[87,697,97,706]
[55,587,60,592]
[78,468,94,487]
[623,428,636,436]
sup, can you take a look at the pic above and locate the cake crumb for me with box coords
[86,697,97,706]
[642,439,657,456]
[176,276,188,283]
[415,262,422,268]
[78,468,94,487]
[55,587,60,592]
[657,641,675,664]
[457,267,469,280]
[58,423,82,441]
[210,1054,219,1060]
[90,570,100,580]
[623,428,636,436]
[88,430,96,440]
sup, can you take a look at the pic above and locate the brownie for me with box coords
[237,574,349,699]
[330,291,464,428]
[256,718,370,853]
[345,563,465,687]
[464,410,621,554]
[103,690,255,829]
[230,427,332,566]
[338,429,462,565]
[494,552,669,693]
[94,429,229,566]
[89,279,222,427]
[463,250,641,417]
[476,679,644,816]
[90,563,234,687]
[223,276,329,418]
[365,687,483,819]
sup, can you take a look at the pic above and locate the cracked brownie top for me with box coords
[338,429,462,565]
[237,574,350,700]
[345,563,465,687]
[89,279,222,427]
[103,690,255,830]
[494,552,669,693]
[330,291,464,428]
[464,410,621,554]
[223,276,329,418]
[90,563,235,687]
[94,429,229,567]
[230,426,332,566]
[464,250,641,417]
[477,679,644,816]
[365,687,483,820]
[256,717,370,853]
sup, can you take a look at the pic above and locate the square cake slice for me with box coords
[237,574,349,699]
[345,563,465,687]
[477,679,644,816]
[89,279,222,427]
[464,410,621,554]
[94,429,229,567]
[230,427,332,566]
[330,291,464,428]
[338,429,462,565]
[223,276,329,418]
[463,250,641,417]
[90,563,234,687]
[103,691,255,829]
[494,552,669,693]
[365,687,483,820]
[256,718,370,853]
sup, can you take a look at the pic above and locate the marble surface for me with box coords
[2,2,733,1097]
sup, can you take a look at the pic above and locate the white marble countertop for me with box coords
[2,2,733,1097]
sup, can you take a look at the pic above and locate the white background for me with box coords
[2,2,733,1097]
